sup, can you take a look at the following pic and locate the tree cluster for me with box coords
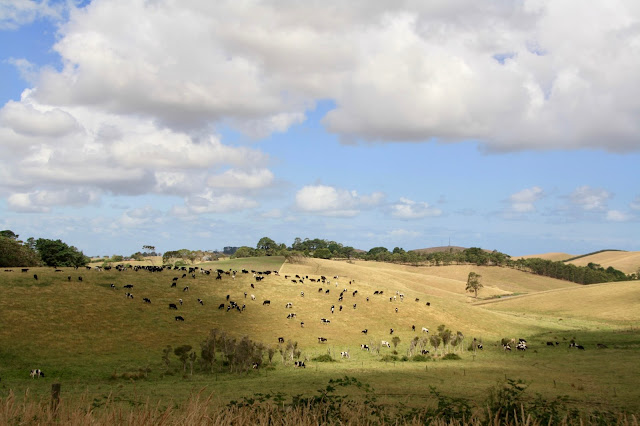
[199,329,268,373]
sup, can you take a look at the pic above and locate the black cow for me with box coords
[169,303,178,310]
[143,297,151,303]
[278,337,285,343]
[175,316,185,321]
[218,303,225,309]
[33,274,38,280]
[361,329,368,334]
[263,300,271,305]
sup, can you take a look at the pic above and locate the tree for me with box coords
[391,336,401,349]
[465,272,483,298]
[34,238,90,267]
[314,248,332,259]
[0,235,41,267]
[0,230,19,240]
[174,345,193,372]
[256,237,277,255]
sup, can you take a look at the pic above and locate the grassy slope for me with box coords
[1,258,639,412]
[514,252,575,261]
[565,250,640,274]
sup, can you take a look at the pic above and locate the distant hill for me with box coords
[565,250,640,274]
[410,246,494,255]
[513,252,575,262]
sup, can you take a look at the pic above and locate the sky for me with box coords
[0,0,639,257]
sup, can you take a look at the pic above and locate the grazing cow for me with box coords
[301,322,304,328]
[68,276,71,281]
[361,344,369,351]
[123,284,133,289]
[169,303,178,310]
[381,340,390,348]
[294,361,306,368]
[179,298,183,305]
[390,328,394,335]
[503,344,512,351]
[318,337,327,343]
[287,313,297,319]
[143,297,151,303]
[252,363,259,369]
[341,351,350,358]
[175,316,185,321]
[395,307,398,313]
[353,304,357,309]
[110,284,116,289]
[516,340,527,351]
[415,298,420,302]
[78,276,82,282]
[325,289,330,294]
[278,337,285,343]
[251,284,255,289]
[30,369,44,378]
[300,291,304,297]
[22,268,29,273]
[426,302,431,306]
[320,318,330,324]
[331,305,334,314]
[263,300,271,306]
[422,327,429,333]
[361,329,368,334]
[244,292,247,298]
[33,274,38,280]
[285,302,293,308]
[171,282,176,288]
[218,303,225,309]
[183,286,189,292]
[198,298,204,305]
[173,277,179,281]
[251,294,256,300]
[125,292,134,299]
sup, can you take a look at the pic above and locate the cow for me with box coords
[318,337,327,343]
[361,344,369,351]
[285,302,293,308]
[22,268,29,273]
[125,292,134,299]
[171,282,177,288]
[294,361,306,368]
[278,337,285,343]
[218,303,225,309]
[422,327,429,333]
[123,284,133,289]
[361,329,368,335]
[287,313,297,319]
[263,300,271,306]
[198,298,204,305]
[381,340,390,348]
[33,274,38,280]
[353,304,357,309]
[175,316,185,321]
[390,328,394,335]
[340,351,350,358]
[300,291,304,297]
[300,321,304,328]
[143,297,151,304]
[412,325,415,332]
[110,284,116,289]
[30,369,44,378]
[320,318,330,324]
[169,303,178,310]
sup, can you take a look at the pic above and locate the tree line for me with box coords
[0,230,90,268]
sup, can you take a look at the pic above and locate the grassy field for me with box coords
[564,250,640,274]
[1,257,639,419]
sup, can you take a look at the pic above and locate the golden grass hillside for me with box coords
[565,250,640,274]
[514,252,575,261]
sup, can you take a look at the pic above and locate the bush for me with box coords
[441,353,461,360]
[311,354,335,362]
[380,355,399,362]
[412,354,431,362]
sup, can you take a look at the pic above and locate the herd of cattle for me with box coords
[7,265,603,378]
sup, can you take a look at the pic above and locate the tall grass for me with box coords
[1,388,637,425]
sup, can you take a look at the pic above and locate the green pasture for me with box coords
[1,259,639,414]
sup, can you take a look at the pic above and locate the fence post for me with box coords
[51,383,61,415]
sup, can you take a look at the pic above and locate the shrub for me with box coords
[441,353,461,360]
[311,354,335,362]
[412,354,430,362]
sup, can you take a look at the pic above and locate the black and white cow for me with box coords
[30,369,45,378]
[318,337,327,343]
[175,316,185,321]
[278,337,285,343]
[340,351,350,358]
[294,361,306,368]
[381,340,390,348]
[361,344,370,351]
[143,297,151,303]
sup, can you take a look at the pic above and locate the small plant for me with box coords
[441,353,461,360]
[311,354,336,362]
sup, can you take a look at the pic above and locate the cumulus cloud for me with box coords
[630,196,640,211]
[207,168,274,190]
[295,184,384,217]
[391,197,442,219]
[570,185,612,211]
[508,186,544,213]
[0,0,62,30]
[178,190,259,215]
[7,188,100,213]
[7,0,636,152]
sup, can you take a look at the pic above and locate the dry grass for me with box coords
[565,251,640,274]
[514,252,575,262]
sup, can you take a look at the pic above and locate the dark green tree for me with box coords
[256,237,277,255]
[34,238,90,267]
[0,235,41,267]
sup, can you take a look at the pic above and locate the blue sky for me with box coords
[0,0,638,257]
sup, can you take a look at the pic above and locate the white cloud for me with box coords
[179,190,259,215]
[0,100,80,137]
[630,196,640,211]
[295,184,384,217]
[570,185,612,211]
[207,169,274,190]
[508,186,544,213]
[7,188,100,213]
[0,0,62,30]
[606,210,632,222]
[391,197,442,219]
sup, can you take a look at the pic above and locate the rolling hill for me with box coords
[564,250,640,274]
